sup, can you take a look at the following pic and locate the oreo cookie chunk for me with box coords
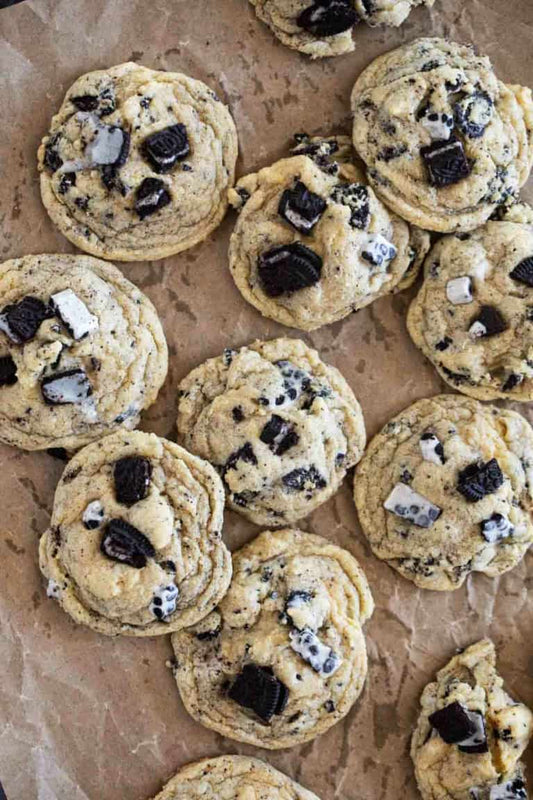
[171,528,374,748]
[412,640,533,800]
[228,136,430,330]
[39,430,231,637]
[354,395,533,591]
[177,338,366,526]
[351,38,533,232]
[0,253,168,451]
[38,62,238,261]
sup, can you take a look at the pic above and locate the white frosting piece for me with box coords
[469,320,487,339]
[361,234,397,268]
[51,289,98,340]
[47,579,61,599]
[419,433,445,465]
[421,112,454,141]
[446,276,473,305]
[289,628,341,676]
[150,582,179,621]
[384,483,442,528]
[82,500,105,530]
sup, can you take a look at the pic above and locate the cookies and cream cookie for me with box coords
[354,395,533,591]
[39,430,231,637]
[249,0,435,59]
[171,528,374,748]
[228,134,430,331]
[407,210,533,401]
[177,337,366,526]
[411,640,532,800]
[0,254,167,451]
[38,62,238,261]
[150,755,320,799]
[351,38,533,232]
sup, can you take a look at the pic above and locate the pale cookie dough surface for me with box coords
[250,0,435,59]
[171,528,374,749]
[151,755,320,800]
[351,38,533,232]
[39,430,231,637]
[408,214,533,401]
[411,639,533,800]
[354,395,533,591]
[0,254,167,451]
[177,338,366,526]
[38,62,238,261]
[228,135,429,330]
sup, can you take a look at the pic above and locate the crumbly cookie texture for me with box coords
[38,62,238,261]
[351,38,533,232]
[0,254,167,451]
[408,211,533,401]
[150,755,320,799]
[228,134,429,331]
[171,528,373,749]
[249,0,435,59]
[354,395,533,591]
[39,430,231,637]
[177,337,366,526]
[411,640,532,800]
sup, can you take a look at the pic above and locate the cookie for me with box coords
[171,528,373,748]
[353,395,533,591]
[177,337,366,526]
[0,254,167,451]
[38,62,238,261]
[39,430,231,637]
[351,38,533,232]
[150,755,320,799]
[228,134,429,330]
[407,211,533,401]
[411,639,532,800]
[249,0,435,59]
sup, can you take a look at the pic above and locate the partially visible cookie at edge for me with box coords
[38,62,238,261]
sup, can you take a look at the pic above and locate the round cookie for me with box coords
[150,755,320,799]
[228,134,430,331]
[351,38,533,232]
[177,337,366,526]
[171,528,374,749]
[249,0,435,59]
[0,254,167,451]
[39,430,231,637]
[407,211,533,401]
[411,640,533,800]
[354,395,533,591]
[38,62,238,261]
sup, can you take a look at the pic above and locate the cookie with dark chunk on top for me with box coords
[0,355,17,387]
[297,0,359,37]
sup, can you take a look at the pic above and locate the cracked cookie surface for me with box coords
[228,135,429,331]
[177,337,366,526]
[171,528,373,748]
[39,430,231,637]
[407,211,533,401]
[411,639,532,800]
[354,395,533,591]
[0,254,167,451]
[351,38,533,232]
[38,62,238,261]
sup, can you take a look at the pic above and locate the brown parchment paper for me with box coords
[0,1,532,798]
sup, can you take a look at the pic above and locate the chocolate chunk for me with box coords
[480,512,514,543]
[100,518,155,569]
[436,337,453,351]
[226,442,258,471]
[278,181,327,234]
[150,582,179,620]
[228,664,289,722]
[429,701,484,746]
[377,144,408,162]
[134,178,171,219]
[289,628,341,676]
[469,305,507,339]
[0,355,17,387]
[457,459,504,502]
[501,373,522,392]
[421,138,471,188]
[297,0,359,36]
[384,483,442,528]
[196,626,221,641]
[454,91,493,139]
[258,242,322,297]
[51,289,98,340]
[282,466,326,492]
[260,415,299,456]
[232,406,245,422]
[0,296,52,343]
[141,124,190,173]
[71,94,100,112]
[330,183,369,229]
[58,172,76,194]
[82,500,105,530]
[47,448,68,461]
[98,87,116,117]
[43,133,63,173]
[510,256,533,287]
[41,369,92,405]
[114,456,152,506]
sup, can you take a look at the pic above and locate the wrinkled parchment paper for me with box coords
[0,1,532,798]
